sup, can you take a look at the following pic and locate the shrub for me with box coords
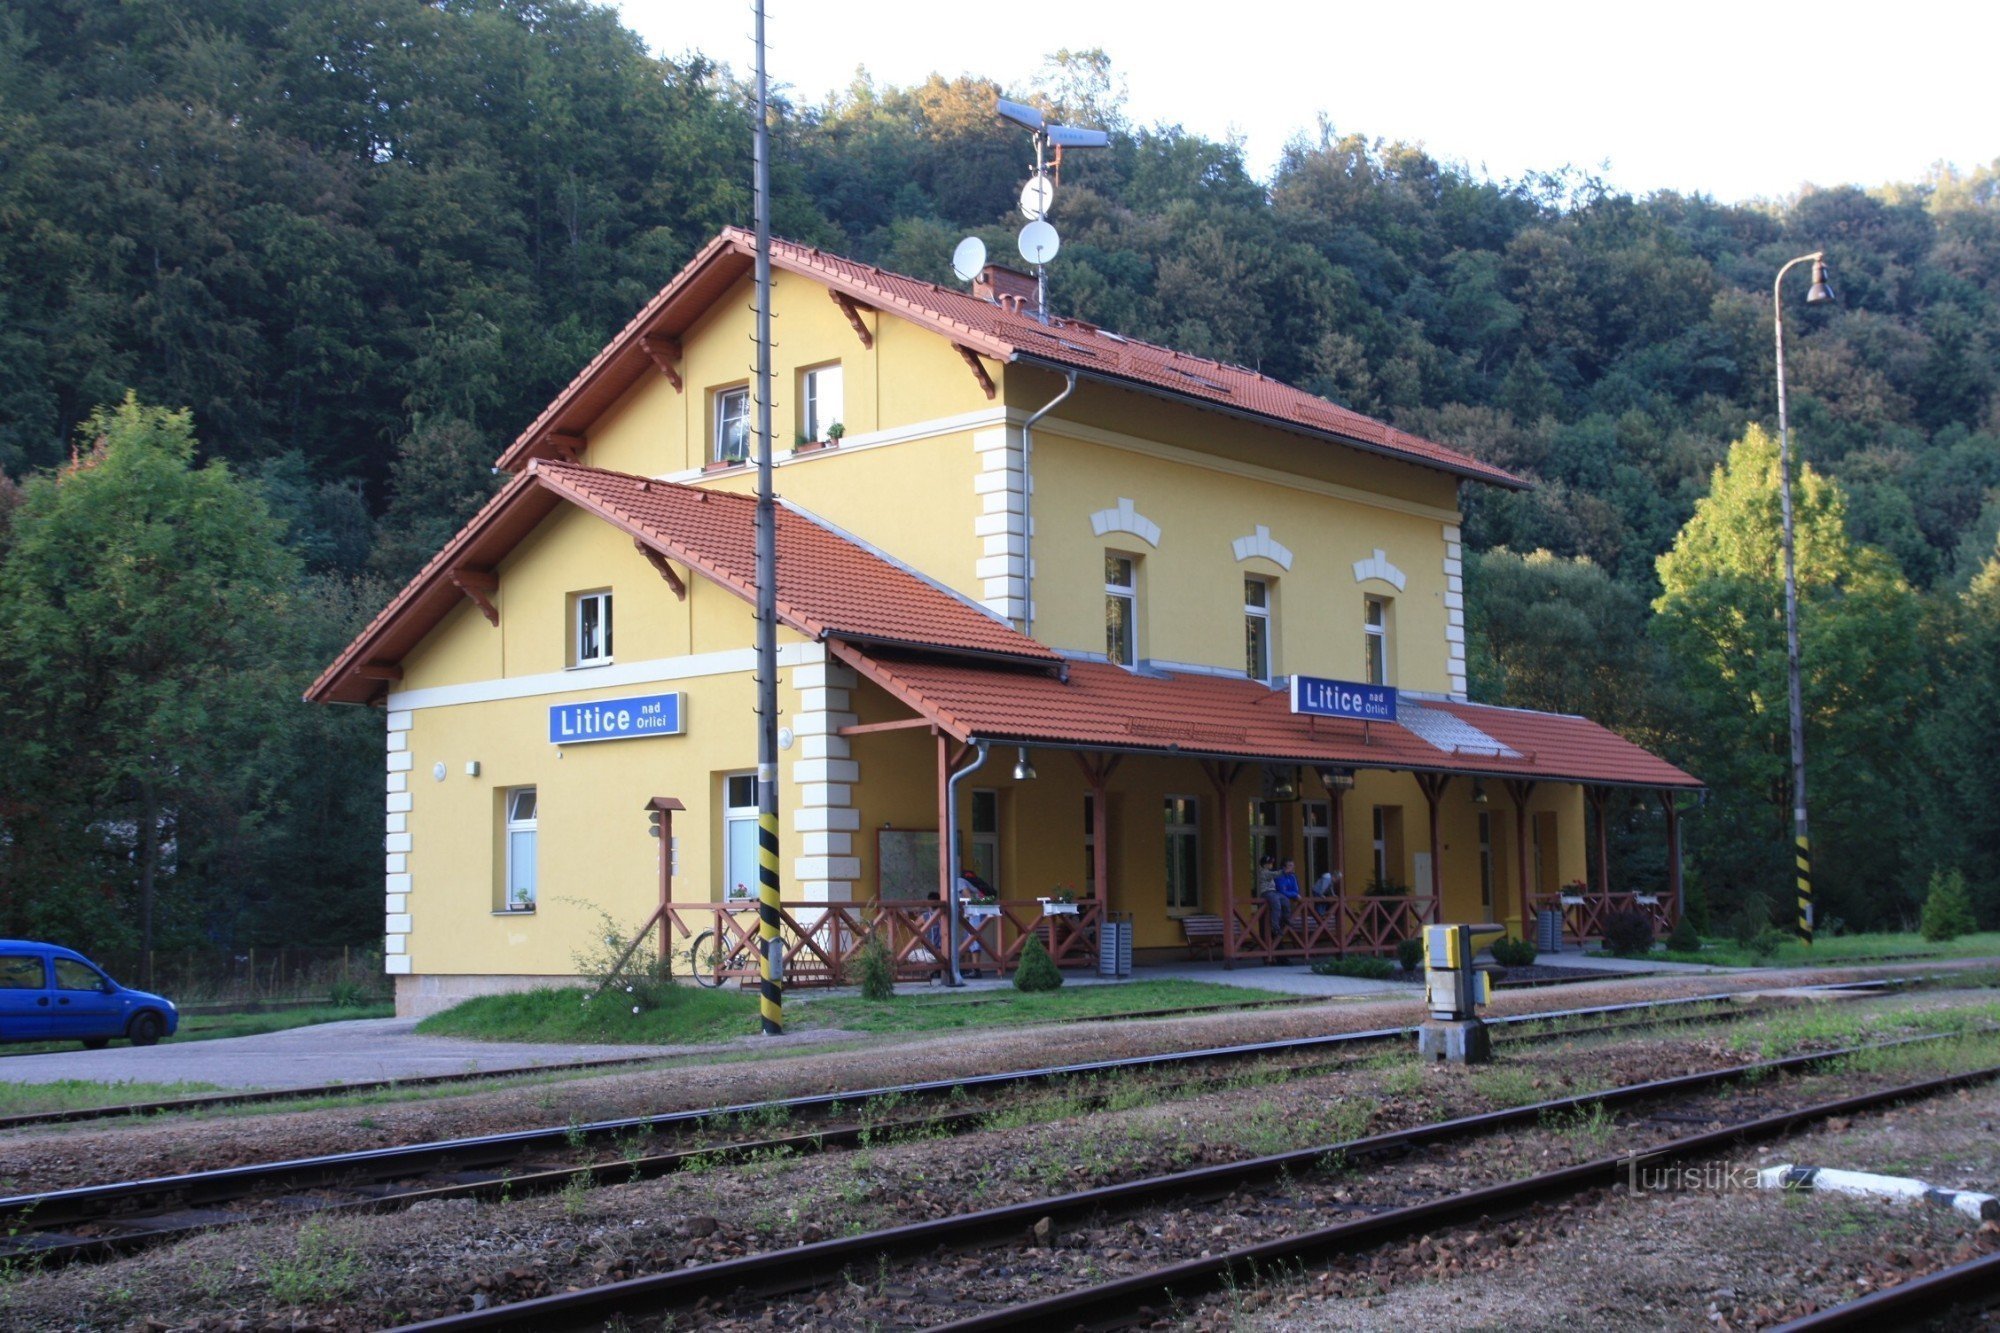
[1921,868,1977,943]
[327,979,373,1008]
[854,929,895,1001]
[1730,892,1775,947]
[1396,937,1423,972]
[1310,955,1396,980]
[1489,937,1537,967]
[1012,935,1063,992]
[1747,928,1788,960]
[1665,917,1701,954]
[1601,909,1654,958]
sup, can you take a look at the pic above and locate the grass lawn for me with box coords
[415,978,1282,1046]
[0,1078,228,1117]
[0,1003,394,1058]
[1659,931,2000,969]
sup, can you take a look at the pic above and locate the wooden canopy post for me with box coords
[1506,779,1537,937]
[1586,785,1612,902]
[1416,773,1452,919]
[1074,753,1123,908]
[1659,788,1685,926]
[1200,761,1244,963]
[935,730,954,899]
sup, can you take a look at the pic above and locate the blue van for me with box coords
[0,941,180,1048]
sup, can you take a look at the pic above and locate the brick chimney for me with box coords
[972,264,1037,309]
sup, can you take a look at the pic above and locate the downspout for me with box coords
[944,740,991,987]
[1020,371,1076,640]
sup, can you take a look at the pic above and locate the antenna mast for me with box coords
[751,0,783,1036]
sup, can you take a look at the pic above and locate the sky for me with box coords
[615,0,1995,204]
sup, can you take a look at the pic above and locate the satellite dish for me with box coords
[951,236,988,283]
[1019,173,1055,222]
[995,97,1046,132]
[1018,219,1060,265]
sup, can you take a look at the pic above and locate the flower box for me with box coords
[1037,898,1080,916]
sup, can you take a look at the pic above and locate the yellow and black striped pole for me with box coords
[750,0,783,1033]
[1795,835,1813,946]
[757,807,782,1034]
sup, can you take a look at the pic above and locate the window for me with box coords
[1478,812,1494,911]
[1105,554,1138,666]
[1164,796,1201,912]
[1371,805,1404,891]
[712,385,750,465]
[1303,801,1333,890]
[573,591,612,667]
[970,788,1000,888]
[801,363,844,442]
[0,955,43,989]
[52,957,105,991]
[723,774,758,901]
[1244,577,1272,681]
[1249,799,1280,873]
[1364,596,1390,685]
[505,787,537,911]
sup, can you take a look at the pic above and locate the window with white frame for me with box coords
[723,773,758,900]
[1364,595,1390,685]
[572,590,612,667]
[504,787,538,911]
[1303,800,1332,890]
[1164,796,1200,912]
[1244,576,1272,681]
[1478,811,1494,911]
[969,788,1000,888]
[801,363,844,442]
[712,385,750,465]
[1370,804,1404,891]
[1248,799,1280,874]
[1105,554,1138,666]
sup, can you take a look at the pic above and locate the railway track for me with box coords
[0,988,1830,1267]
[0,975,1908,1133]
[385,1032,2000,1330]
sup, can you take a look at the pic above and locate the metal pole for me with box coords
[944,742,991,987]
[752,0,783,1031]
[1774,252,1817,946]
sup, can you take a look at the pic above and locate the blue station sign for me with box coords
[1289,675,1397,722]
[549,691,684,745]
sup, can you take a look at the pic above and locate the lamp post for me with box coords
[1774,251,1835,945]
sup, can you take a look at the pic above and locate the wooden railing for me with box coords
[1531,891,1677,946]
[664,899,1104,988]
[1227,893,1439,961]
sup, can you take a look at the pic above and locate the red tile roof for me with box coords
[496,229,1527,490]
[306,462,1055,705]
[835,648,1701,790]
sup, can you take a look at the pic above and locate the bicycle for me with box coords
[687,922,762,988]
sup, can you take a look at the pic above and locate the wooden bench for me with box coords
[1179,913,1226,960]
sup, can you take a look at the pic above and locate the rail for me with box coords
[1532,889,1677,945]
[1228,892,1438,961]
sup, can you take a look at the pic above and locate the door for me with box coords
[48,955,121,1042]
[0,952,52,1041]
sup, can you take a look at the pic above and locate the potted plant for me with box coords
[507,886,535,913]
[826,420,846,444]
[1037,885,1080,915]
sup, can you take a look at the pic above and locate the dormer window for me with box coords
[573,590,612,667]
[712,385,750,465]
[801,363,843,443]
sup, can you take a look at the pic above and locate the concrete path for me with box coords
[0,1017,847,1091]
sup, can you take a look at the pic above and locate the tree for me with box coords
[1653,426,1931,927]
[0,397,299,969]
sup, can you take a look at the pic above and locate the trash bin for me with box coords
[1536,908,1563,954]
[1099,914,1133,977]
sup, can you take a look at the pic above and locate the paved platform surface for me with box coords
[0,1017,847,1091]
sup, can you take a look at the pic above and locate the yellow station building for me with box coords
[310,230,1700,1015]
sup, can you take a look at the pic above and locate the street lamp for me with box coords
[1774,251,1835,945]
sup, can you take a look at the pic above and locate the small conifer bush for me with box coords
[1489,937,1537,967]
[1601,909,1655,958]
[1310,955,1396,980]
[1666,916,1701,954]
[1921,868,1977,943]
[1396,937,1423,972]
[1012,935,1063,991]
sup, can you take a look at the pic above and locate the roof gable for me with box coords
[496,229,1526,490]
[307,461,1056,705]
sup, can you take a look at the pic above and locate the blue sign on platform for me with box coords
[1289,675,1397,722]
[549,691,684,745]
